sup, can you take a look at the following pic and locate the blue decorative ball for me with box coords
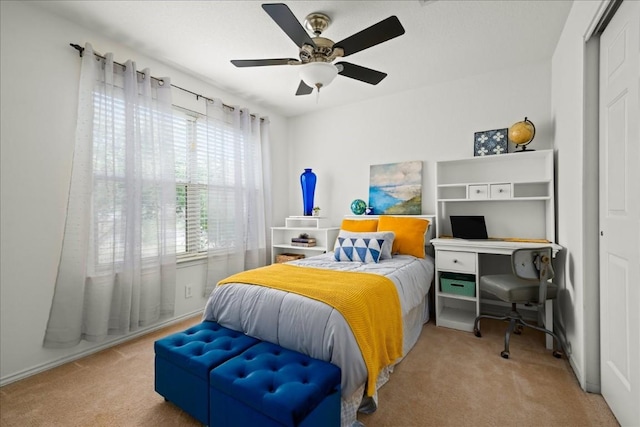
[350,199,367,215]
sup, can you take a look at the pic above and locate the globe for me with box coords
[508,117,536,151]
[350,199,367,215]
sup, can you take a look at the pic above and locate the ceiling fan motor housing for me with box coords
[300,37,341,63]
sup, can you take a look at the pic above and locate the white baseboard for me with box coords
[550,321,589,392]
[0,310,202,387]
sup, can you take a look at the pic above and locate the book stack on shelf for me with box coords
[291,235,316,247]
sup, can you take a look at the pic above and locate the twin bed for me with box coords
[202,215,435,427]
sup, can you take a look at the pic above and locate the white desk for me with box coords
[431,238,562,349]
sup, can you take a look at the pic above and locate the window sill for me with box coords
[176,249,238,266]
[177,253,207,266]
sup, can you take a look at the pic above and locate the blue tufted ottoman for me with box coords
[209,341,341,427]
[154,321,260,425]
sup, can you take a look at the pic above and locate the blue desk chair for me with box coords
[473,247,563,359]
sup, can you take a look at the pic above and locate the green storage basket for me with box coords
[440,272,476,297]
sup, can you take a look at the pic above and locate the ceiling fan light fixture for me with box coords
[299,62,338,90]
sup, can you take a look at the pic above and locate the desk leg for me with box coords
[545,299,553,350]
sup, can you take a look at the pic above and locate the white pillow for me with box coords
[333,231,395,262]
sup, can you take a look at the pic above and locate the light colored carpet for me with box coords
[0,316,619,427]
[359,319,618,427]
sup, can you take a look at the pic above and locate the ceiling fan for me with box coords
[231,3,406,96]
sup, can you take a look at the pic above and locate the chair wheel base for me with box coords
[473,328,481,338]
[553,350,562,359]
[501,351,509,359]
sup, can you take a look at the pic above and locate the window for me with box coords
[174,107,255,259]
[91,91,174,267]
[174,109,208,258]
[92,102,259,262]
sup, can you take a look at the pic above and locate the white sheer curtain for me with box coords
[203,100,269,295]
[44,44,176,348]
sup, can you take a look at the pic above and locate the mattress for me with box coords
[202,252,435,426]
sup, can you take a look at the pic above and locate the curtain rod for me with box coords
[69,43,263,121]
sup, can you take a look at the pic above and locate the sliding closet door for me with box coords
[599,0,639,425]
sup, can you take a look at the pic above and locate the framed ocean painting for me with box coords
[368,161,422,215]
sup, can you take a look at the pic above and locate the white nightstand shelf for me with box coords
[284,216,331,228]
[271,217,339,264]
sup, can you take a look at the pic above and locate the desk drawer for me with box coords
[436,250,476,273]
[468,185,488,200]
[490,183,511,199]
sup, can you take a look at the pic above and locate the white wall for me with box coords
[551,0,606,392]
[286,61,553,226]
[0,1,289,384]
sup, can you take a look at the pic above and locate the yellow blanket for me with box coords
[218,263,403,396]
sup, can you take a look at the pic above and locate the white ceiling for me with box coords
[33,0,573,118]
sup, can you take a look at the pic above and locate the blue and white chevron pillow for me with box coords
[333,231,395,263]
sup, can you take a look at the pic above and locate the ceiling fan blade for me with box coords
[231,58,296,67]
[262,3,315,48]
[336,62,387,85]
[334,16,405,57]
[295,80,314,96]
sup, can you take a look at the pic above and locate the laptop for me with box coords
[450,215,489,240]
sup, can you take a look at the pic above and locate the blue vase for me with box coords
[300,168,316,216]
